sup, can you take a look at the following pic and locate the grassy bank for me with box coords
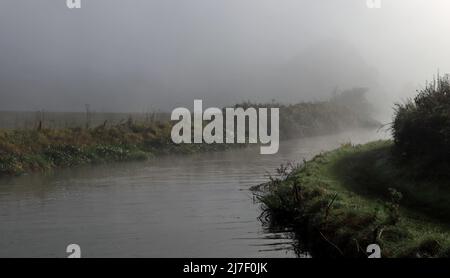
[0,92,379,177]
[0,120,233,176]
[255,141,450,257]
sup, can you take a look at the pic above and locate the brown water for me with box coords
[0,129,388,257]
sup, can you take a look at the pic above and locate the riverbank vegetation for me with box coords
[238,87,379,140]
[392,75,450,178]
[255,76,450,257]
[0,90,378,177]
[0,119,232,176]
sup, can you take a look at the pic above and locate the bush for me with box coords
[392,75,450,175]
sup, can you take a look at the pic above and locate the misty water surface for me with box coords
[0,129,388,257]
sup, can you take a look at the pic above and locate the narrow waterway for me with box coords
[0,129,388,257]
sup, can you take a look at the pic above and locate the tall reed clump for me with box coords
[392,75,450,177]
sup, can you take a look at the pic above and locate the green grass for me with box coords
[0,96,380,177]
[0,121,234,176]
[256,141,450,257]
[334,142,450,221]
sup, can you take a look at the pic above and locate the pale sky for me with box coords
[1,0,450,114]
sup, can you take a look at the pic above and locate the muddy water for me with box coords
[0,129,388,257]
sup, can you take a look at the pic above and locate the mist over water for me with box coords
[0,129,388,257]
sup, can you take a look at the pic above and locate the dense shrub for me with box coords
[392,75,450,174]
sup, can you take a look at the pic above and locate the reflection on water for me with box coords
[0,129,389,257]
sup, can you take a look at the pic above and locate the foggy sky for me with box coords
[1,0,450,115]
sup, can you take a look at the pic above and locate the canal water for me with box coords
[0,129,388,257]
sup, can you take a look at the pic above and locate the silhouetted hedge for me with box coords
[392,75,450,175]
